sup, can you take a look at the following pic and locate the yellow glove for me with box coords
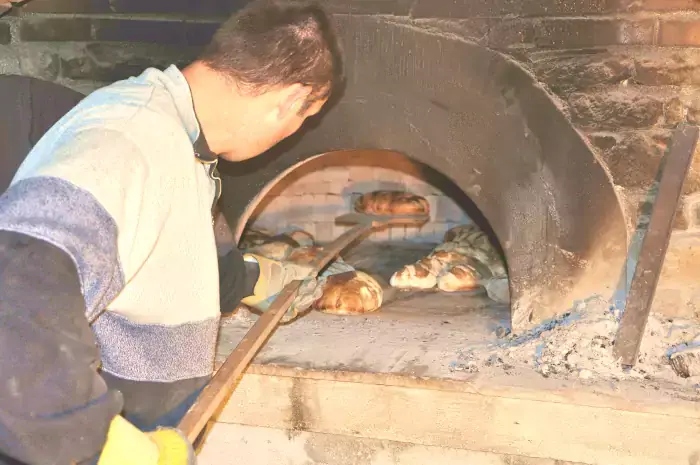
[98,415,195,465]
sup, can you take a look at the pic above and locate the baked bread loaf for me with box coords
[390,221,508,292]
[389,249,474,290]
[434,239,507,279]
[443,224,490,246]
[389,257,440,289]
[354,190,430,216]
[430,250,470,268]
[313,270,383,315]
[437,263,481,292]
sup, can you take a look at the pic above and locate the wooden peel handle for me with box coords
[177,210,429,442]
[177,280,302,443]
[177,221,376,442]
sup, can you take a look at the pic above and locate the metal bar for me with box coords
[177,279,302,443]
[334,212,430,226]
[308,222,375,276]
[177,217,389,441]
[311,213,428,275]
[613,125,699,367]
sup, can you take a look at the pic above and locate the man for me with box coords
[0,1,343,464]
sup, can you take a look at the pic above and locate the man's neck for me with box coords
[181,61,240,155]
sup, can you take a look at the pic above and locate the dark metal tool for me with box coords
[177,210,429,442]
[613,125,699,367]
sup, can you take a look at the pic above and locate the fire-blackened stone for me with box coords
[185,21,221,47]
[19,18,92,42]
[0,22,10,45]
[17,45,60,81]
[411,0,616,18]
[19,0,109,13]
[535,19,655,48]
[488,19,537,48]
[587,133,618,151]
[635,50,700,86]
[589,129,700,194]
[413,19,491,46]
[61,43,198,82]
[665,97,686,127]
[591,132,667,189]
[569,90,664,130]
[320,0,413,15]
[107,0,233,15]
[93,19,187,46]
[687,97,700,125]
[533,52,634,93]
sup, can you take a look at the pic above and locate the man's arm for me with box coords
[0,124,197,464]
[219,247,259,313]
[0,230,123,465]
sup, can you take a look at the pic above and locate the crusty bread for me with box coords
[389,249,474,290]
[434,240,506,279]
[313,271,383,315]
[390,221,508,292]
[443,224,492,249]
[389,257,440,289]
[430,250,470,268]
[437,264,481,292]
[354,190,430,216]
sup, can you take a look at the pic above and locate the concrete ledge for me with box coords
[205,365,700,465]
[198,423,587,465]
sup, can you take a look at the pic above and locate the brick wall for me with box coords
[409,0,700,231]
[0,1,218,93]
[3,0,700,241]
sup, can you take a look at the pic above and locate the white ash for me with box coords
[463,297,700,385]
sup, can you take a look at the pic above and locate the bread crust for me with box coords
[313,271,383,315]
[354,190,430,216]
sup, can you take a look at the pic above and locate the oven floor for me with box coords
[219,292,509,380]
[219,240,510,380]
[210,244,700,465]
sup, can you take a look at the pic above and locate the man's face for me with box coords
[218,85,327,163]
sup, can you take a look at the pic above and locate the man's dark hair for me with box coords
[199,0,344,113]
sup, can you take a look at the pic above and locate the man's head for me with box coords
[184,0,343,162]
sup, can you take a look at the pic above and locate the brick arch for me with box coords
[218,15,629,332]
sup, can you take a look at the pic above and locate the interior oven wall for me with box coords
[246,153,471,243]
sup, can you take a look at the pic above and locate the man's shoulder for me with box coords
[76,68,183,126]
[52,67,195,153]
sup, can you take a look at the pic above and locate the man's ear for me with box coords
[276,84,312,120]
